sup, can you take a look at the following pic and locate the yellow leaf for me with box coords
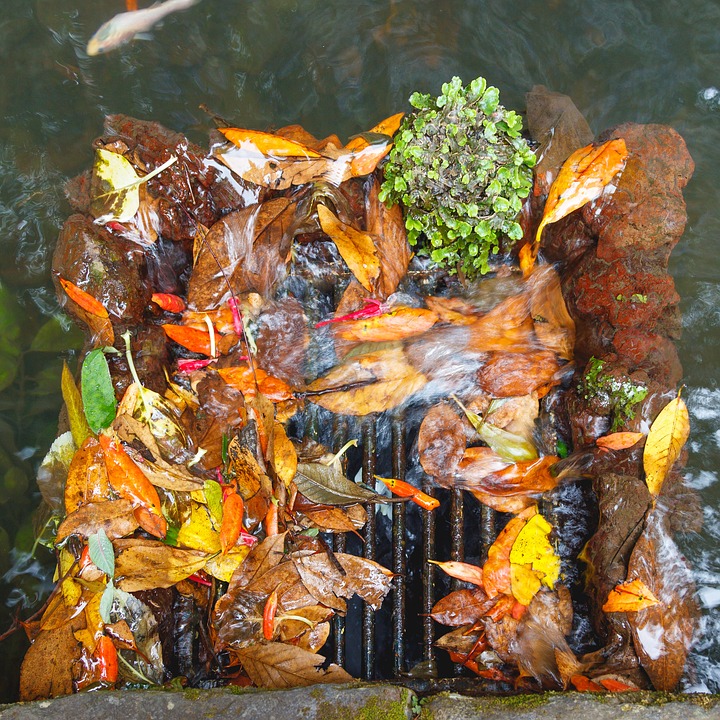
[602,578,660,613]
[643,395,690,497]
[316,204,380,292]
[205,545,251,583]
[61,362,91,448]
[90,148,177,224]
[272,422,297,487]
[509,513,560,604]
[176,501,221,554]
[510,562,542,606]
[219,128,323,158]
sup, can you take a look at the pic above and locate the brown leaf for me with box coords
[477,350,561,398]
[430,588,493,626]
[227,436,268,501]
[294,461,386,506]
[228,531,288,590]
[235,642,353,688]
[465,293,535,353]
[332,307,438,344]
[302,506,366,534]
[526,265,576,361]
[317,204,380,292]
[435,627,485,657]
[277,606,333,653]
[188,198,298,308]
[627,510,698,690]
[64,437,111,515]
[219,128,324,158]
[56,499,138,543]
[418,402,467,480]
[307,345,427,416]
[456,453,559,498]
[469,489,537,515]
[114,539,209,592]
[424,296,480,325]
[245,561,317,612]
[19,614,84,701]
[364,176,411,298]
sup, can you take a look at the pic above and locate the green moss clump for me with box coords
[580,357,648,431]
[379,76,536,278]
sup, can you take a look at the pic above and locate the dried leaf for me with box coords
[596,431,644,451]
[643,395,690,497]
[235,642,352,688]
[317,204,380,292]
[294,462,386,506]
[114,539,209,592]
[56,499,137,543]
[307,345,427,416]
[521,138,628,274]
[602,579,660,613]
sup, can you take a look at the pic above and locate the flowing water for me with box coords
[1,0,719,701]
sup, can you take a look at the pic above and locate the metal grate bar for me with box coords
[421,475,437,668]
[361,418,377,680]
[331,416,348,668]
[391,413,407,676]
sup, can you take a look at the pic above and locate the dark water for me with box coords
[1,0,719,701]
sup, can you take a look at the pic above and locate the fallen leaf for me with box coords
[418,402,467,480]
[151,292,186,313]
[596,431,644,451]
[61,362,91,449]
[306,345,427,416]
[642,395,690,497]
[526,265,575,361]
[332,307,438,344]
[602,578,660,613]
[294,462,386,506]
[277,606,333,653]
[176,501,221,554]
[302,505,366,534]
[476,350,561,398]
[509,513,560,604]
[219,128,323,158]
[521,138,628,275]
[114,539,209,592]
[430,588,493,626]
[162,323,216,356]
[430,560,484,588]
[56,499,138,543]
[64,437,111,514]
[235,642,353,688]
[317,204,380,292]
[59,278,109,319]
[345,112,404,151]
[570,674,604,692]
[81,349,117,434]
[272,422,297,487]
[227,532,288,590]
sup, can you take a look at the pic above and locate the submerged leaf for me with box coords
[602,579,660,613]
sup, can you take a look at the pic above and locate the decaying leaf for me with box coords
[56,499,138,543]
[332,307,438,344]
[430,588,492,627]
[418,402,467,480]
[642,395,690,497]
[235,642,352,689]
[294,462,386,506]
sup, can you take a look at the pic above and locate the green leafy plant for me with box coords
[379,76,536,277]
[580,357,648,431]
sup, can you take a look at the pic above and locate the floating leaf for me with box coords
[643,395,690,497]
[316,204,380,292]
[162,323,215,356]
[61,361,91,448]
[81,349,117,434]
[90,148,177,224]
[520,138,628,274]
[602,578,660,613]
[294,462,387,506]
[88,528,115,578]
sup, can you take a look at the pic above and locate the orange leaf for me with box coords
[218,365,264,399]
[349,142,393,177]
[570,674,604,692]
[219,128,322,158]
[596,431,644,451]
[602,578,660,613]
[377,476,440,511]
[429,560,484,588]
[151,293,186,313]
[333,307,438,343]
[522,138,628,275]
[345,112,404,151]
[93,635,118,684]
[163,323,213,356]
[59,277,109,318]
[219,491,245,555]
[598,677,640,692]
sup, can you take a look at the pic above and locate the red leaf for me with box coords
[152,293,186,313]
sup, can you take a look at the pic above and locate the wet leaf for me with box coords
[332,307,437,344]
[235,642,353,688]
[88,528,115,577]
[81,349,117,434]
[456,454,559,499]
[90,148,177,224]
[418,402,467,479]
[345,112,404,151]
[307,345,427,416]
[228,532,288,590]
[64,437,111,514]
[162,323,215,356]
[272,422,297,487]
[643,395,690,497]
[509,514,560,605]
[596,431,644,451]
[302,505,366,534]
[219,128,323,158]
[430,588,492,626]
[430,560,484,588]
[151,293,186,313]
[59,278,109,319]
[61,361,91,448]
[526,265,575,361]
[294,462,386,506]
[476,350,561,399]
[56,499,137,543]
[277,605,333,653]
[220,491,245,555]
[176,501,220,554]
[520,138,628,274]
[317,204,380,292]
[114,539,209,592]
[602,578,660,613]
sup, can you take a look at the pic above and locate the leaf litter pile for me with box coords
[13,93,697,700]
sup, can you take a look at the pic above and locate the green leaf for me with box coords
[204,479,224,524]
[30,317,84,353]
[88,527,115,578]
[81,349,117,434]
[99,580,115,623]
